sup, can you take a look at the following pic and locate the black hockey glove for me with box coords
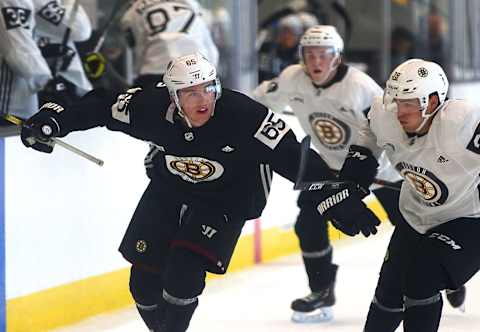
[316,184,380,237]
[20,102,64,153]
[339,145,379,198]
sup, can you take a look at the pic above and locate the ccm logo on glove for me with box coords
[317,189,350,215]
[347,150,367,160]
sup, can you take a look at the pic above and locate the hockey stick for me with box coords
[51,0,81,77]
[331,1,353,47]
[4,114,104,167]
[293,135,401,192]
[91,0,133,54]
[83,1,133,80]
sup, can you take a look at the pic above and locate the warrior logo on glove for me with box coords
[317,188,349,215]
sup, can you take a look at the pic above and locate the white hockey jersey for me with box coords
[253,63,400,182]
[121,0,219,76]
[0,0,92,118]
[34,0,93,96]
[0,0,51,118]
[359,97,480,233]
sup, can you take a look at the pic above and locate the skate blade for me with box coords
[291,306,334,323]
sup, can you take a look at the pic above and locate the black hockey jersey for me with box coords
[55,87,334,219]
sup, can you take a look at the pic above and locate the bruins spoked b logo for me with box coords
[309,112,351,150]
[136,240,147,253]
[165,155,224,183]
[418,67,429,78]
[395,162,449,207]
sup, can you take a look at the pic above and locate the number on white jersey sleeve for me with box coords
[467,122,480,155]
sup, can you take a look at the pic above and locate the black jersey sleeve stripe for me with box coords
[260,163,272,202]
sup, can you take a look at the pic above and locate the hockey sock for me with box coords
[129,265,164,330]
[403,294,443,332]
[162,291,198,332]
[135,303,160,330]
[363,298,403,332]
[303,249,338,291]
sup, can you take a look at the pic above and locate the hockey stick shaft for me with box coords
[294,135,401,191]
[3,114,104,167]
[52,0,81,77]
[92,1,133,53]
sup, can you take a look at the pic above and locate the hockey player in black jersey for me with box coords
[19,52,381,332]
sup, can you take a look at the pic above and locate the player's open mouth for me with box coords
[197,106,209,113]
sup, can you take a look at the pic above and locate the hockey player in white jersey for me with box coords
[34,0,93,104]
[338,58,480,331]
[0,0,92,119]
[253,25,402,323]
[0,0,51,118]
[121,0,219,87]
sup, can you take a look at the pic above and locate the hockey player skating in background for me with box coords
[0,0,92,120]
[121,0,219,88]
[19,52,381,331]
[253,25,403,323]
[338,58,477,332]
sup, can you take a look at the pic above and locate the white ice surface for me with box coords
[53,224,480,332]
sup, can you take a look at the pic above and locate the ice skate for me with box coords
[291,286,335,323]
[446,285,466,313]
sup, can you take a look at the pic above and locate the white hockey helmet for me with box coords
[385,58,449,132]
[299,25,344,59]
[163,52,222,114]
[385,58,448,108]
[298,25,344,84]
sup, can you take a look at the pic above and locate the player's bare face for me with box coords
[178,82,217,127]
[395,98,423,133]
[303,46,338,85]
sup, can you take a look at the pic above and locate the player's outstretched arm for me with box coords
[20,88,117,153]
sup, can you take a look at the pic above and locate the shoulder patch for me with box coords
[37,1,65,26]
[111,87,143,124]
[254,111,290,150]
[1,7,31,30]
[466,122,480,155]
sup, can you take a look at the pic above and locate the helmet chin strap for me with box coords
[177,109,193,128]
[414,103,443,133]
